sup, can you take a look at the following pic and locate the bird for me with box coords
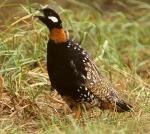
[36,8,132,118]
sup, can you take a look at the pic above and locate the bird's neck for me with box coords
[49,28,67,43]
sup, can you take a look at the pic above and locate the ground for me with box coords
[0,0,150,134]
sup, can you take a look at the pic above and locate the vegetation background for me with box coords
[0,0,150,133]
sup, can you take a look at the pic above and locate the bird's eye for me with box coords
[48,16,58,23]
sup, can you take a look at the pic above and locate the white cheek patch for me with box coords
[48,16,58,23]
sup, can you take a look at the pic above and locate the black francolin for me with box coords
[36,8,132,118]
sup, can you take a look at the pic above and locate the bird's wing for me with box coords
[68,41,118,102]
[67,41,131,111]
[84,58,119,102]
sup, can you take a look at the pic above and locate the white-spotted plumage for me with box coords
[81,74,86,80]
[82,60,85,63]
[73,46,77,50]
[85,87,88,91]
[66,40,131,112]
[77,48,81,51]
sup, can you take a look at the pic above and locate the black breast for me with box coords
[47,40,87,100]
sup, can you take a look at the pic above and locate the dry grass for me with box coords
[0,0,150,133]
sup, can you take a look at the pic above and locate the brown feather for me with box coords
[49,28,67,43]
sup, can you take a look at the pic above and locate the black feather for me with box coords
[116,99,132,111]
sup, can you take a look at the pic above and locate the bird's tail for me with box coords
[115,99,132,112]
[99,99,132,112]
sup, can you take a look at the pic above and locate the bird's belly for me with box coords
[47,62,79,97]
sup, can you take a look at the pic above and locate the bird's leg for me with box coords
[63,104,69,115]
[74,104,82,119]
[62,96,82,119]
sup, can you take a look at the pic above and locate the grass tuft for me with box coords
[0,0,150,133]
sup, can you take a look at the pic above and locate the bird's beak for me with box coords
[34,9,45,21]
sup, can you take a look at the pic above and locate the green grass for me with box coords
[0,0,150,133]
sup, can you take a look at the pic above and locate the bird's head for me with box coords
[36,8,62,30]
[36,8,67,43]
